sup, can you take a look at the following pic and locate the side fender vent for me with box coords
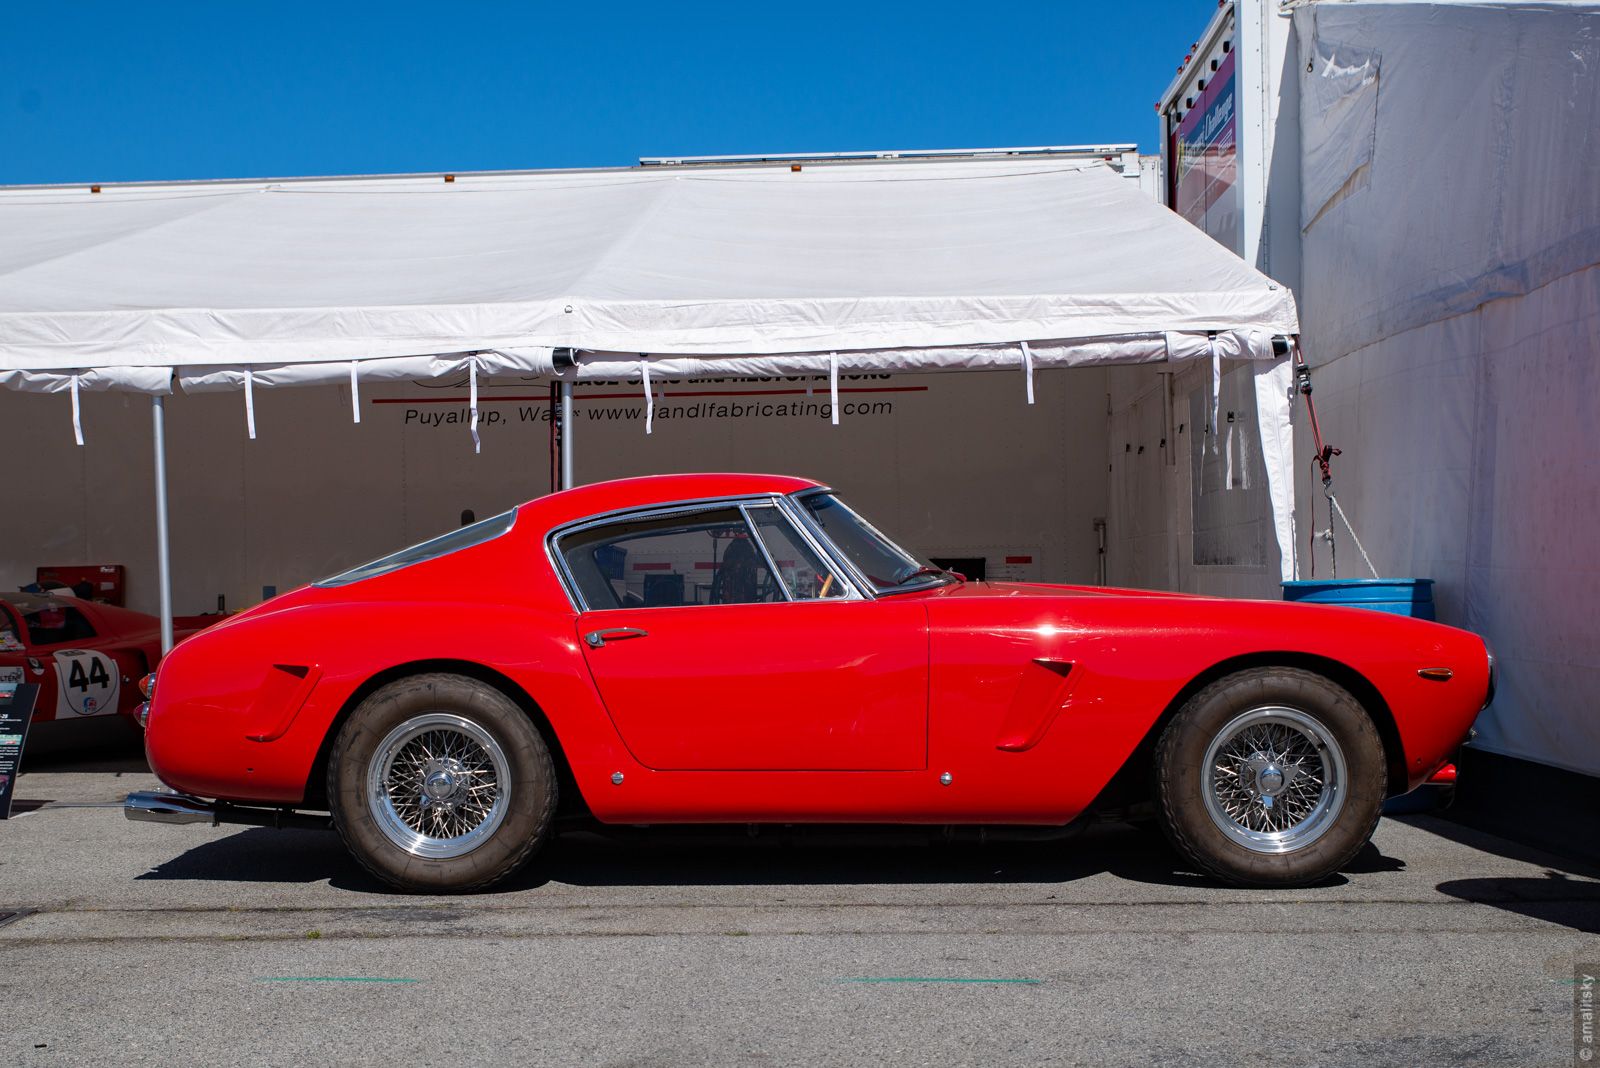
[994,659,1076,752]
[244,663,322,743]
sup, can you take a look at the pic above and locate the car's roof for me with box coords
[520,473,827,527]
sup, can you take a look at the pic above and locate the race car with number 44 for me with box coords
[0,592,197,725]
[126,474,1493,892]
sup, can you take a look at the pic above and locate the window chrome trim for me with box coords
[774,493,874,600]
[746,499,865,603]
[315,508,518,588]
[784,490,885,595]
[785,488,946,596]
[545,493,867,614]
[737,503,794,603]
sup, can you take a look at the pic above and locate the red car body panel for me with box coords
[143,473,1491,824]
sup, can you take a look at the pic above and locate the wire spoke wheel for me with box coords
[367,712,511,860]
[1201,706,1347,855]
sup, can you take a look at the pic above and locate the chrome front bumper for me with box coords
[123,791,332,830]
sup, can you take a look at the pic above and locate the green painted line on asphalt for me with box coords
[258,977,419,984]
[839,977,1042,985]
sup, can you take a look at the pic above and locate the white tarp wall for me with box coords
[1292,0,1600,775]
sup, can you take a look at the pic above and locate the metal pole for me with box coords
[151,394,174,653]
[559,378,575,489]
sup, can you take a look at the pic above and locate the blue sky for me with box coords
[2,1,1212,185]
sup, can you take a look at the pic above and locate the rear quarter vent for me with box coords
[244,663,322,743]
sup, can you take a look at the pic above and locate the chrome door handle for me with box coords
[584,627,649,648]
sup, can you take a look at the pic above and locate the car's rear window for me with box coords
[314,510,516,588]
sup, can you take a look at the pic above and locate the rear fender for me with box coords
[144,600,632,806]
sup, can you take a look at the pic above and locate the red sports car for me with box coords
[127,473,1492,891]
[0,591,190,726]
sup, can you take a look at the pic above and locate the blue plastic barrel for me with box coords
[1281,578,1435,621]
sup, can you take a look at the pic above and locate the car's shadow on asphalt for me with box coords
[1397,813,1600,934]
[134,821,1397,896]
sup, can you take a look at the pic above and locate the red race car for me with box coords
[0,592,198,726]
[127,473,1492,891]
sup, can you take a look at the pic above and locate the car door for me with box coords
[562,501,929,771]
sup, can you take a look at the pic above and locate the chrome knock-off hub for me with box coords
[422,759,465,806]
[1241,752,1293,808]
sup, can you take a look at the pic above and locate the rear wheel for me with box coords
[328,673,556,892]
[1154,667,1386,887]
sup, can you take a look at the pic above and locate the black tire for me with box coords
[1153,667,1386,887]
[328,672,557,892]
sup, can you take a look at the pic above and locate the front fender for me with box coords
[925,592,1489,820]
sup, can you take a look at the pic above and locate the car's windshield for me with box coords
[796,492,948,592]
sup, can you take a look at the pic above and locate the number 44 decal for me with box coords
[67,657,110,692]
[52,650,121,718]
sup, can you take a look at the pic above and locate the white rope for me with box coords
[69,374,84,446]
[829,352,839,425]
[1020,341,1035,405]
[642,357,654,435]
[467,356,480,454]
[1330,496,1380,578]
[1207,332,1221,452]
[350,361,361,424]
[244,368,256,440]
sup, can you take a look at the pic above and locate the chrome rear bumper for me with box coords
[124,791,215,825]
[123,791,332,830]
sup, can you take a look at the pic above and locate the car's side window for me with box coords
[21,603,96,645]
[745,504,847,600]
[561,508,784,610]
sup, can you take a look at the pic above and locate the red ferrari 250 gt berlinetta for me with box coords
[126,473,1491,892]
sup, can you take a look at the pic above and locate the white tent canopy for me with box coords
[0,156,1303,643]
[0,158,1295,382]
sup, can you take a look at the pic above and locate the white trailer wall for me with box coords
[1291,1,1600,776]
[0,368,1110,617]
[1123,0,1305,600]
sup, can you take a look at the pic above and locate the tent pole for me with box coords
[559,379,575,489]
[151,394,174,654]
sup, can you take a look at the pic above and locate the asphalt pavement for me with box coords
[2,732,1596,1067]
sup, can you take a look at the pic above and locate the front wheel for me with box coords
[1154,667,1386,887]
[328,673,556,892]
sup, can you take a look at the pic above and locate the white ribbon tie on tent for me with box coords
[1208,331,1221,452]
[244,367,257,439]
[642,357,654,435]
[69,374,84,446]
[467,356,480,454]
[1020,341,1036,405]
[829,352,839,425]
[349,361,361,424]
